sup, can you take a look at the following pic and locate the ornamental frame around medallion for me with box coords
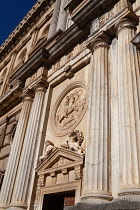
[51,81,87,136]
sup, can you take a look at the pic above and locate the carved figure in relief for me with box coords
[61,130,85,154]
[53,157,71,168]
[40,140,55,160]
[56,88,86,129]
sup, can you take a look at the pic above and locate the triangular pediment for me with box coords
[36,147,84,174]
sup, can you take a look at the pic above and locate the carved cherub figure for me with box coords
[40,140,55,161]
[61,130,85,154]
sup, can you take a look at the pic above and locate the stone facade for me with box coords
[0,0,140,209]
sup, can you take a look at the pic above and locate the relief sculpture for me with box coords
[51,82,87,136]
[61,130,85,154]
[40,140,55,161]
[56,88,86,129]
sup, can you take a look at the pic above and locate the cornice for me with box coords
[9,24,90,84]
[0,81,23,117]
[9,48,49,83]
[9,0,135,83]
[0,0,54,60]
[0,0,138,116]
[71,0,136,29]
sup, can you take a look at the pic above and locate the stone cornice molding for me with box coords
[0,80,23,117]
[0,0,54,59]
[9,48,49,83]
[36,147,84,174]
[115,17,138,35]
[15,34,32,53]
[0,116,9,127]
[0,57,11,71]
[64,0,81,12]
[9,26,89,83]
[71,0,119,28]
[87,1,139,48]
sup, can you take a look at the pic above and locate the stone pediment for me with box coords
[36,147,84,175]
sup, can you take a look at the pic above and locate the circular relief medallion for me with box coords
[51,82,87,136]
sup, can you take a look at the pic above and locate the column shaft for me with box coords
[0,95,33,207]
[10,86,46,209]
[82,39,112,203]
[116,18,140,196]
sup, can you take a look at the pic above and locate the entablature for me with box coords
[0,0,139,118]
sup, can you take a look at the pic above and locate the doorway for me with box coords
[42,190,75,210]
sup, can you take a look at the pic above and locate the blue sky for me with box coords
[0,0,37,46]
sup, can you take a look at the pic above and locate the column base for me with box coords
[81,192,113,203]
[8,202,27,210]
[64,195,140,210]
[0,204,8,209]
[111,195,140,209]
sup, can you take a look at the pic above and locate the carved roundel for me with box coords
[51,81,87,136]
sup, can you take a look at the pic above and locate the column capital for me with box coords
[21,90,34,102]
[91,37,111,51]
[115,18,138,35]
[34,83,48,93]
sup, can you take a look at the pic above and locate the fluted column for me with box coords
[82,38,112,203]
[0,93,33,209]
[48,0,61,38]
[116,18,140,198]
[9,85,47,210]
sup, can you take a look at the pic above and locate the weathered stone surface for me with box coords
[0,0,140,209]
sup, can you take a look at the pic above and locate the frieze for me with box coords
[52,41,86,73]
[24,66,47,90]
[91,0,132,34]
[51,81,87,136]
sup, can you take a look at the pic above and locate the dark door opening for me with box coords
[42,190,75,210]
